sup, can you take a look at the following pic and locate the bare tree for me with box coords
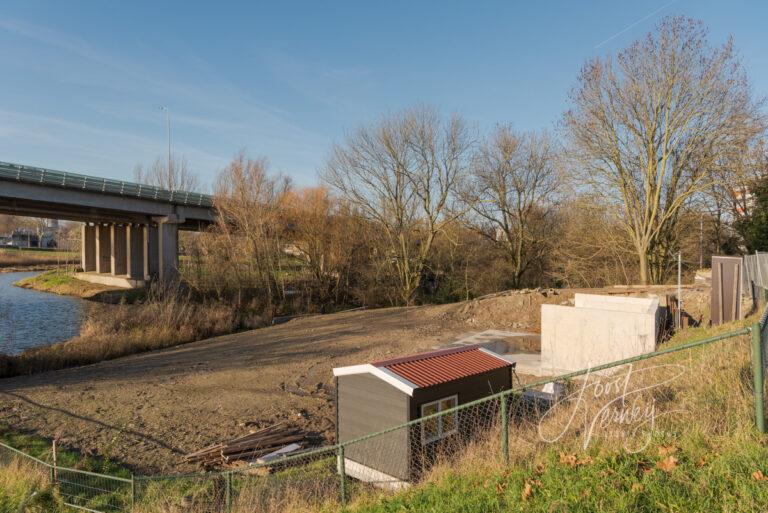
[0,215,23,235]
[284,187,372,308]
[324,107,473,304]
[203,153,291,310]
[550,194,638,288]
[564,17,765,284]
[133,155,200,192]
[461,127,561,288]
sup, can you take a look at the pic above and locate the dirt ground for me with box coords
[0,284,710,475]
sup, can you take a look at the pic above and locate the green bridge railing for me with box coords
[0,160,213,208]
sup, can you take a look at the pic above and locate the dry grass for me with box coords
[0,285,240,377]
[0,457,60,512]
[0,248,78,268]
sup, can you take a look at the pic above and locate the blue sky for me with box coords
[0,1,765,190]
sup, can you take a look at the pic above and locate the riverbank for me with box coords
[0,285,240,377]
[14,270,122,299]
[0,248,78,270]
[0,263,62,273]
[0,271,84,355]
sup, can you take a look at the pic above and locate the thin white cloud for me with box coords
[0,110,227,178]
[594,1,678,49]
[0,14,330,184]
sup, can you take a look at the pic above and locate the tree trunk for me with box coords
[638,249,650,286]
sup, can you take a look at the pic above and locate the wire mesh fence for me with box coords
[0,440,132,513]
[0,310,766,513]
[56,467,132,513]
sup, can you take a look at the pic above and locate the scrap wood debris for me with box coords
[184,422,307,466]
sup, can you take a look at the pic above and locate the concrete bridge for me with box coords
[0,161,214,286]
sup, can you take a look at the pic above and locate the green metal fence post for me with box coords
[225,471,233,513]
[501,394,509,464]
[751,323,766,434]
[130,474,136,509]
[338,445,347,506]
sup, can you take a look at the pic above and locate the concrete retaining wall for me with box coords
[541,294,659,374]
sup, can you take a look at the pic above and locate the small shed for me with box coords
[333,345,512,488]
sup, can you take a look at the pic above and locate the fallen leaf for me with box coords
[496,481,507,495]
[521,478,542,500]
[658,445,679,456]
[560,452,593,467]
[631,483,644,492]
[752,470,768,481]
[696,457,707,467]
[656,456,678,473]
[560,452,578,467]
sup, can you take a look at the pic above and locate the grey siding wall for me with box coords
[337,373,410,480]
[408,368,511,480]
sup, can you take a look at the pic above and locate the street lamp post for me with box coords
[159,106,171,188]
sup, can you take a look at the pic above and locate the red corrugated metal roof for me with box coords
[373,345,511,388]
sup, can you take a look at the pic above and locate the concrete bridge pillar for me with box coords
[95,224,111,274]
[146,224,159,279]
[111,225,128,276]
[156,217,181,282]
[81,224,96,272]
[126,224,145,281]
[78,217,182,288]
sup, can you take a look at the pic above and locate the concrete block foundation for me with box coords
[541,293,660,374]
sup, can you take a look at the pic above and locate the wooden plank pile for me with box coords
[184,422,305,466]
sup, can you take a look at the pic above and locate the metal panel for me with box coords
[378,346,511,388]
[743,252,768,299]
[711,256,743,325]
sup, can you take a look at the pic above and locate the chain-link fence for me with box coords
[743,252,768,294]
[1,308,766,513]
[0,439,132,512]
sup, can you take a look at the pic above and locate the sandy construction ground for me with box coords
[0,285,710,474]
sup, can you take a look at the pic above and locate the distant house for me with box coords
[8,228,57,249]
[333,345,512,488]
[733,186,754,217]
[10,229,38,248]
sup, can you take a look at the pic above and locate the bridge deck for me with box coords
[0,161,213,208]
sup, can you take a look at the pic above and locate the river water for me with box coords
[0,271,84,355]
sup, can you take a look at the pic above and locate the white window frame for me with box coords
[420,395,458,445]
